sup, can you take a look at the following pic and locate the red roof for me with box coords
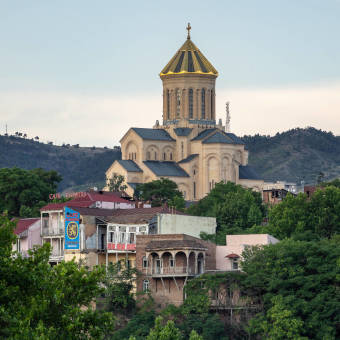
[14,218,40,235]
[41,191,131,211]
[225,253,240,258]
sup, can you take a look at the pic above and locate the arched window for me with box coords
[201,89,205,119]
[163,153,166,160]
[176,89,181,118]
[167,90,170,120]
[143,279,150,292]
[170,153,173,161]
[189,89,193,118]
[147,152,151,160]
[142,256,148,268]
[154,152,157,160]
[193,182,196,199]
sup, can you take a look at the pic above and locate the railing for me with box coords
[144,266,197,276]
[42,225,64,236]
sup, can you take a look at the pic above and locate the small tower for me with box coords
[160,24,218,126]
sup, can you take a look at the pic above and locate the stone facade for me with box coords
[105,28,263,200]
[136,234,216,308]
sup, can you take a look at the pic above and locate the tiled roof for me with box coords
[132,128,175,141]
[191,128,217,141]
[118,160,142,172]
[174,128,192,136]
[40,201,93,211]
[143,161,189,177]
[160,37,218,77]
[202,131,236,144]
[146,239,206,251]
[14,218,40,235]
[70,207,118,217]
[101,206,186,224]
[178,154,199,164]
[239,165,262,180]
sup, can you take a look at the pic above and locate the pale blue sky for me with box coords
[0,0,339,145]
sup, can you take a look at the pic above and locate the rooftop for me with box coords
[117,160,143,172]
[143,161,189,177]
[238,165,262,180]
[131,128,175,141]
[13,218,40,235]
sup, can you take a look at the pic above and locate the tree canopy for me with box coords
[136,178,185,210]
[107,173,128,192]
[0,214,115,339]
[0,167,62,217]
[187,181,265,244]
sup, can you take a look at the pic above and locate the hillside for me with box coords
[0,127,339,190]
[243,127,340,184]
[0,135,121,191]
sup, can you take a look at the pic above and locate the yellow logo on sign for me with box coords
[67,222,78,240]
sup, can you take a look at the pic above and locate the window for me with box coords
[193,182,196,199]
[170,153,173,160]
[176,89,181,117]
[163,152,166,160]
[154,152,157,160]
[167,90,170,119]
[181,142,184,159]
[143,279,150,292]
[129,233,135,244]
[169,258,174,267]
[189,88,193,118]
[201,89,205,119]
[109,232,115,243]
[126,260,131,270]
[232,259,239,270]
[119,232,126,243]
[143,256,148,268]
[147,152,151,160]
[211,90,214,117]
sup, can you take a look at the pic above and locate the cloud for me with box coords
[0,82,339,147]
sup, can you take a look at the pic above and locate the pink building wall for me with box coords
[216,234,279,271]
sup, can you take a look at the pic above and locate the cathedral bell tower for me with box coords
[160,24,218,127]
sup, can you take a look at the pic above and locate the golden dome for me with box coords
[160,25,218,78]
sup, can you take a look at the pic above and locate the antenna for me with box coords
[226,102,231,133]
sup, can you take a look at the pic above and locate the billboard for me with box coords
[64,207,80,250]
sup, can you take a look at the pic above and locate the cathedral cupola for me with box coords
[160,24,218,125]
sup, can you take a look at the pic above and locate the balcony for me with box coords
[143,266,196,277]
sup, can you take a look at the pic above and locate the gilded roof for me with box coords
[160,36,218,77]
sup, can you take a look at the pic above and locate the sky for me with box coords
[0,0,339,146]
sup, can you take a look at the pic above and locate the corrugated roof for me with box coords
[191,128,217,141]
[239,165,262,180]
[14,218,40,235]
[160,36,218,77]
[178,154,199,164]
[174,128,192,136]
[101,206,186,224]
[118,160,142,172]
[202,131,235,144]
[143,161,189,177]
[132,128,175,141]
[41,201,93,211]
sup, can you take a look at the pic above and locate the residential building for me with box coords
[216,234,279,271]
[262,188,293,205]
[12,218,41,256]
[136,234,216,308]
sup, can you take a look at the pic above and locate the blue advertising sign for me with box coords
[64,206,80,250]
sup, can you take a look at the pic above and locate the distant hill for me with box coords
[1,127,339,191]
[0,135,121,191]
[242,127,340,184]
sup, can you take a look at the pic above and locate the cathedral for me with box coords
[105,25,263,200]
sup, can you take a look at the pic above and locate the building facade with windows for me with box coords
[105,26,263,200]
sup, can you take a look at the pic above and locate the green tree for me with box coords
[188,182,265,244]
[268,186,340,240]
[107,173,128,192]
[188,330,203,340]
[136,178,185,210]
[147,316,182,340]
[103,261,137,314]
[0,167,62,217]
[0,214,115,339]
[249,296,307,340]
[242,239,340,339]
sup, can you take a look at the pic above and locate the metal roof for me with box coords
[239,165,262,180]
[174,128,192,136]
[143,161,189,177]
[132,128,175,141]
[191,128,217,141]
[118,160,143,172]
[202,131,236,144]
[178,154,199,164]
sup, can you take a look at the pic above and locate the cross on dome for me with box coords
[186,23,191,39]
